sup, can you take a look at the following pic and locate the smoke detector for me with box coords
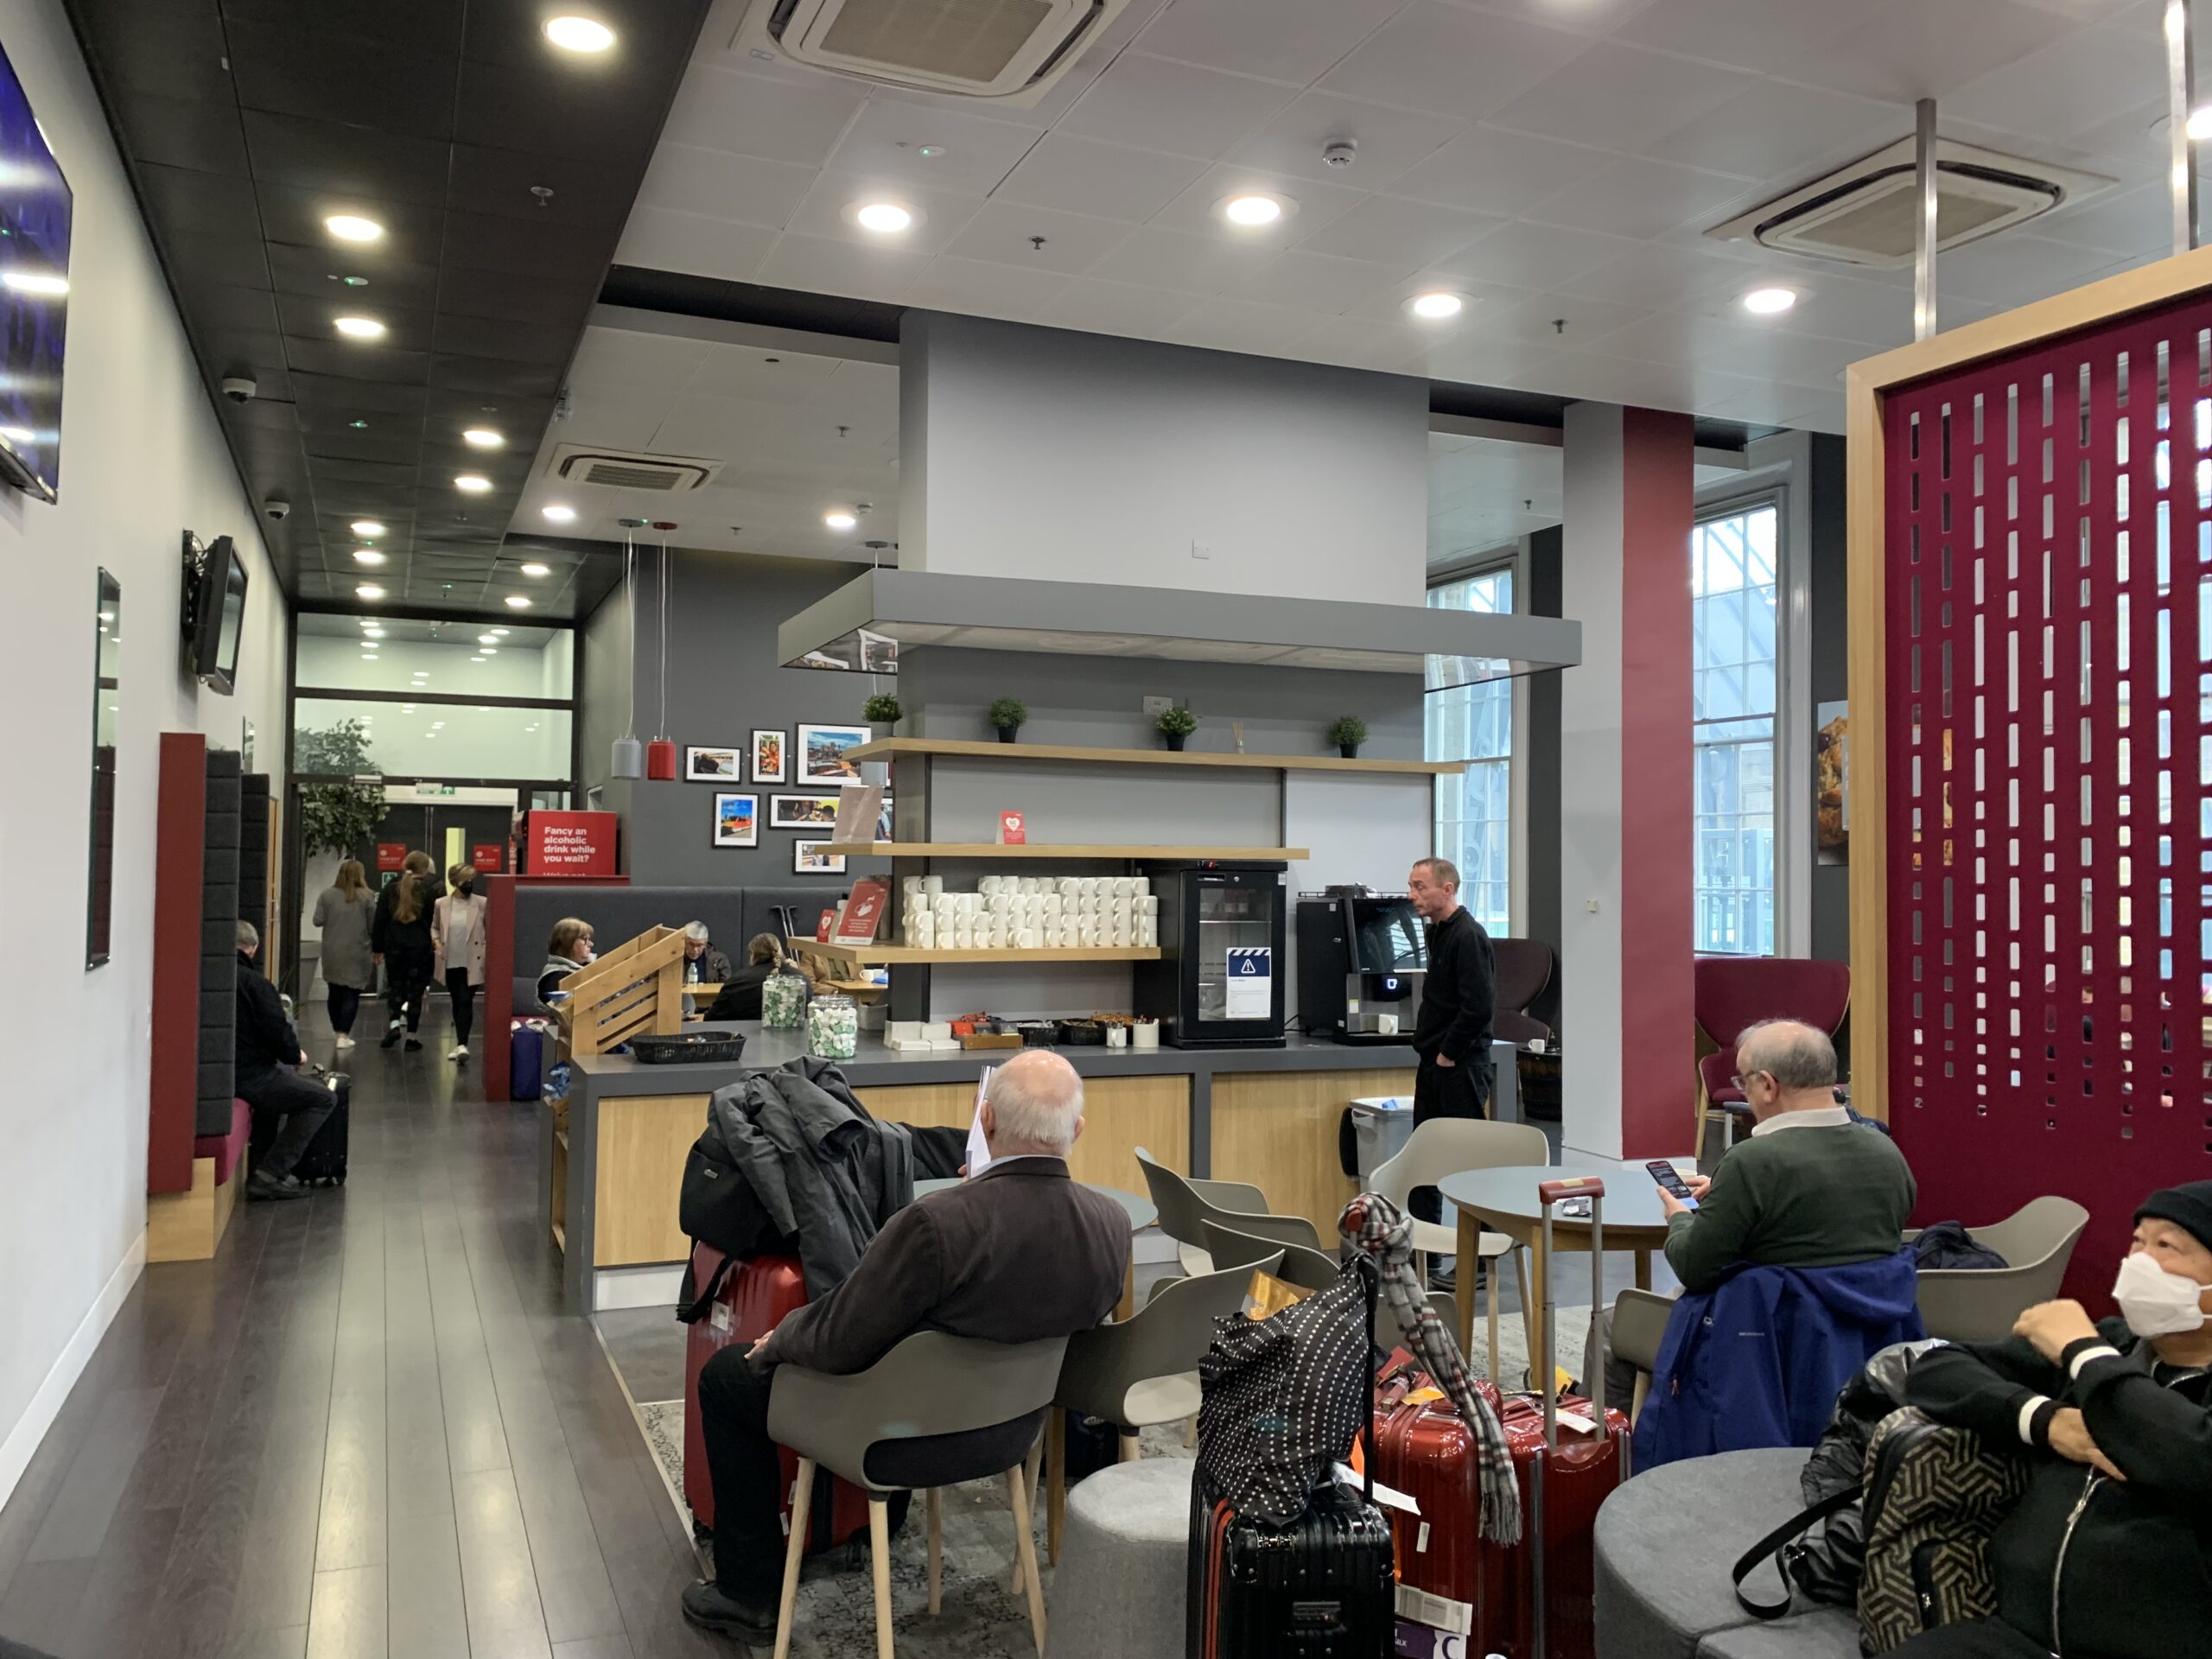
[1707,137,2114,270]
[734,0,1129,105]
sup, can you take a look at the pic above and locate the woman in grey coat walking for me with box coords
[312,858,378,1048]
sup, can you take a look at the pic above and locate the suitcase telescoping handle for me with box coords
[1532,1175,1607,1659]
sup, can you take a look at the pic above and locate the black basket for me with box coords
[630,1032,748,1066]
[1054,1019,1106,1046]
[1015,1021,1058,1046]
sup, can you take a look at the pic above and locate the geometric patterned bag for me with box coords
[1857,1408,2031,1655]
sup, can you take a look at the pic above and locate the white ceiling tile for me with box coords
[1226,92,1469,190]
[1487,41,1757,152]
[1444,289,1657,346]
[1224,250,1419,311]
[633,144,817,228]
[2028,180,2171,258]
[1578,310,1859,384]
[1344,270,1532,326]
[1162,297,1327,357]
[1931,232,2137,308]
[1999,0,2151,28]
[1317,2,1592,120]
[779,173,986,256]
[1058,53,1300,159]
[687,346,842,410]
[1148,163,1369,247]
[1295,314,1437,371]
[1430,219,1641,289]
[756,233,931,303]
[1446,0,1663,36]
[659,67,864,168]
[992,133,1211,222]
[1611,0,1866,75]
[1790,0,2081,105]
[1294,194,1503,266]
[1645,80,1904,180]
[1933,20,2162,137]
[568,328,714,393]
[940,201,1134,275]
[1383,125,1613,216]
[1555,240,1754,308]
[905,256,1075,322]
[613,209,779,283]
[1525,155,1758,239]
[1085,226,1281,294]
[823,100,1045,197]
[1744,272,1916,347]
[1037,277,1206,336]
[1134,0,1403,85]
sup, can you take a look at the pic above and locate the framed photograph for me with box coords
[751,728,786,785]
[793,839,847,875]
[797,721,870,786]
[712,792,759,849]
[770,792,842,830]
[686,745,741,782]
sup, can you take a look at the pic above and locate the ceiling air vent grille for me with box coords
[1707,138,2114,270]
[735,0,1129,105]
[550,445,721,493]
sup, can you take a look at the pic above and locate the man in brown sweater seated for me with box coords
[683,1049,1131,1645]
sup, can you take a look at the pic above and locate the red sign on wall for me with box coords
[524,810,618,876]
[376,842,407,874]
[471,842,505,874]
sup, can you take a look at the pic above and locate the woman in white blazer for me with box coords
[432,862,490,1063]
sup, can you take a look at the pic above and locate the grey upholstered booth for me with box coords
[1595,1450,1857,1659]
[508,882,826,1013]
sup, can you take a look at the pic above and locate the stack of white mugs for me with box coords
[900,874,1161,950]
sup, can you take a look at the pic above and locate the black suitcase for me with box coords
[251,1069,350,1186]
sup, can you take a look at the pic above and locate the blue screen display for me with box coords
[0,45,69,499]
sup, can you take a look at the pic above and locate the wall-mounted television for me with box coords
[182,532,248,695]
[0,46,70,503]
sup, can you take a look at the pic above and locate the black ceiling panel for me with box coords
[64,0,714,619]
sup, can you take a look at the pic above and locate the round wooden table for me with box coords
[1438,1165,1675,1397]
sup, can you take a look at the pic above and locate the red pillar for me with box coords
[149,733,206,1194]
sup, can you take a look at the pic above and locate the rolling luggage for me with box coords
[509,1019,543,1101]
[1372,1369,1504,1637]
[249,1067,349,1186]
[678,1243,871,1550]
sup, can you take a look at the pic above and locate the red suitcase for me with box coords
[682,1243,872,1551]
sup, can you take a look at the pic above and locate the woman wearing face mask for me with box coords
[1896,1180,2212,1658]
[432,863,488,1063]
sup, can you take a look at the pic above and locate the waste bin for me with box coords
[1348,1096,1415,1182]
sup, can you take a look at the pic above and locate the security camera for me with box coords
[264,496,290,521]
[220,375,257,404]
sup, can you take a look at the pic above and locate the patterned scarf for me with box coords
[1340,1192,1522,1545]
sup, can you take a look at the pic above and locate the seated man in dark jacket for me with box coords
[233,920,334,1201]
[1895,1180,2212,1658]
[683,1049,1130,1644]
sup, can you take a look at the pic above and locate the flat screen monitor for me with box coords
[193,534,248,695]
[0,46,70,502]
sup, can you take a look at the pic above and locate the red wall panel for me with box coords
[148,733,206,1195]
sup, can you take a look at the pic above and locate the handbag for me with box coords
[1856,1408,2030,1654]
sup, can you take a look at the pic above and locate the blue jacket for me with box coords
[1630,1250,1926,1471]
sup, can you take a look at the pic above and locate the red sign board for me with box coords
[524,810,618,877]
[376,842,407,874]
[471,842,505,874]
[835,879,889,945]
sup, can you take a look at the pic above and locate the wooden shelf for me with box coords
[820,842,1309,860]
[849,737,1462,774]
[809,941,1162,967]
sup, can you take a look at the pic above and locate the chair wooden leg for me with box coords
[1013,1432,1046,1590]
[1118,1431,1141,1464]
[1486,1255,1502,1385]
[868,1496,895,1659]
[1046,1409,1067,1566]
[772,1458,816,1659]
[1182,1415,1198,1449]
[1008,1463,1048,1656]
[1513,1249,1535,1388]
[926,1487,943,1616]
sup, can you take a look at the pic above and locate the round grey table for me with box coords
[1437,1165,1675,1399]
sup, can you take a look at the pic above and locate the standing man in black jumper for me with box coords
[1406,857,1496,1234]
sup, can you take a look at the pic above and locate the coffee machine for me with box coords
[1295,887,1427,1044]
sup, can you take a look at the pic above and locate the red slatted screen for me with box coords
[1885,299,2212,1303]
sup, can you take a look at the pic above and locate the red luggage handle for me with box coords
[1536,1175,1605,1205]
[1532,1173,1615,1659]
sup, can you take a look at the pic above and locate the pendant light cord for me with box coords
[656,531,671,739]
[622,526,638,742]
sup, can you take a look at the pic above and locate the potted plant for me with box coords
[1328,715,1369,760]
[862,692,901,740]
[1156,705,1199,753]
[988,696,1027,744]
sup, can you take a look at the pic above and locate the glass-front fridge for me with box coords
[1134,861,1287,1049]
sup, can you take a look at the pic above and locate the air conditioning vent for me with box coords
[734,0,1128,105]
[550,445,722,493]
[1707,138,2114,270]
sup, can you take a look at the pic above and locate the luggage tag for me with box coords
[710,1301,733,1335]
[1334,1461,1420,1516]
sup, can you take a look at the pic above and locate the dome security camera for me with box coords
[264,496,290,521]
[221,375,257,404]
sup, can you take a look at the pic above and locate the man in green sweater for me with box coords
[1658,1019,1916,1293]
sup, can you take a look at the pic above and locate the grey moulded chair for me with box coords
[1134,1146,1297,1275]
[1605,1286,1677,1425]
[764,1331,1071,1659]
[1914,1196,2092,1344]
[1201,1217,1340,1292]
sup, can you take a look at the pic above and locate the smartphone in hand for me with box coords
[1646,1159,1699,1210]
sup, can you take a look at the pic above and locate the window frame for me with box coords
[1425,550,1520,938]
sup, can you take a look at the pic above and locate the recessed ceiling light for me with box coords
[351,519,385,537]
[348,419,368,429]
[542,503,576,524]
[356,583,385,599]
[480,646,497,654]
[470,655,486,663]
[402,705,414,713]
[0,425,33,442]
[490,626,510,636]
[363,628,385,639]
[334,315,385,340]
[505,594,532,608]
[1,270,67,296]
[1742,286,1799,315]
[846,200,918,235]
[353,549,385,564]
[454,474,493,493]
[1215,193,1294,228]
[519,561,550,576]
[2190,105,2212,141]
[478,633,498,645]
[543,15,615,51]
[1405,290,1465,321]
[360,652,378,660]
[462,427,504,448]
[325,214,384,243]
[824,509,859,530]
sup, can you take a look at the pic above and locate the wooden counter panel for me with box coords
[594,1092,710,1267]
[857,1074,1191,1197]
[1211,1069,1416,1240]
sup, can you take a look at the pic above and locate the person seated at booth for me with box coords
[682,1050,1130,1645]
[536,918,594,1007]
[683,921,733,987]
[1893,1180,2212,1659]
[703,933,807,1022]
[232,920,334,1203]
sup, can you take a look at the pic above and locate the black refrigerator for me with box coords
[1134,861,1287,1049]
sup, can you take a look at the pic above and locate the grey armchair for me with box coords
[1135,1147,1296,1274]
[765,1331,1071,1658]
[1914,1196,2091,1343]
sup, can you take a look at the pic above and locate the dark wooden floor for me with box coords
[0,1004,725,1659]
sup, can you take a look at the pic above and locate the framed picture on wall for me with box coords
[686,745,741,782]
[751,728,786,784]
[797,721,870,785]
[770,792,842,830]
[793,839,846,874]
[712,792,759,848]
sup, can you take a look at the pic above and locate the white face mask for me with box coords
[2112,1250,2210,1338]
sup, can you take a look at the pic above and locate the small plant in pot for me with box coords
[988,696,1027,744]
[1328,715,1369,760]
[1156,705,1199,752]
[862,692,902,740]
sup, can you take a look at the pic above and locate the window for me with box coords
[1427,569,1513,934]
[1692,502,1780,955]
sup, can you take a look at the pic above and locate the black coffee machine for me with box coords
[1295,887,1427,1044]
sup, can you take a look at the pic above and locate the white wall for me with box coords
[0,0,289,1506]
[899,311,1429,606]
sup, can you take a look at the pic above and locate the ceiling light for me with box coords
[363,628,385,639]
[505,594,532,609]
[470,655,486,663]
[454,474,492,493]
[325,214,384,243]
[1,270,67,296]
[351,519,385,537]
[490,626,511,636]
[402,705,414,713]
[2190,105,2212,141]
[462,427,504,448]
[1406,290,1465,321]
[519,561,550,576]
[824,509,858,530]
[432,721,446,728]
[846,199,918,235]
[480,646,497,654]
[353,549,385,565]
[356,583,385,599]
[1215,193,1295,228]
[542,503,576,524]
[334,315,386,340]
[544,15,615,51]
[0,426,33,442]
[478,633,498,645]
[360,652,378,660]
[1742,286,1799,315]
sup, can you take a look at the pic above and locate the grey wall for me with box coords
[578,573,632,827]
[1806,433,1851,964]
[899,311,1429,606]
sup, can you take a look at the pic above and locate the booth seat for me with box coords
[148,1099,251,1263]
